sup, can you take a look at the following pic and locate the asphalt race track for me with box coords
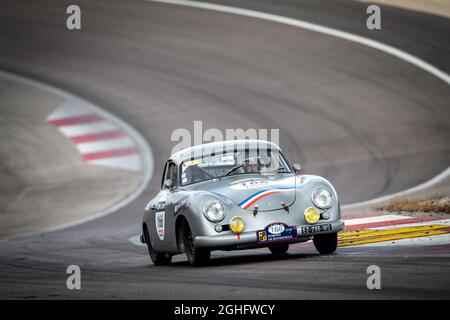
[0,0,449,299]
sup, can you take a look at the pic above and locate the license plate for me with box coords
[256,223,297,243]
[301,224,332,235]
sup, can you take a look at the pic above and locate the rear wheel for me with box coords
[144,226,172,266]
[182,222,210,266]
[313,232,337,254]
[269,244,289,255]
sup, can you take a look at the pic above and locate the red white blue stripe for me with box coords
[238,186,296,209]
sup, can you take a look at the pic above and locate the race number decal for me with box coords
[155,211,165,240]
[257,222,297,243]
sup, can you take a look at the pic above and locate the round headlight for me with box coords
[312,187,334,209]
[229,216,245,234]
[203,199,226,222]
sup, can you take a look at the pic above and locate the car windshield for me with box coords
[180,148,291,186]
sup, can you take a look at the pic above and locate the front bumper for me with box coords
[195,219,344,249]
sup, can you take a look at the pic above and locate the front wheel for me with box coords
[183,222,210,266]
[313,232,338,254]
[144,226,172,266]
[269,244,289,255]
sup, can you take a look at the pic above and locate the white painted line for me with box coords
[344,214,411,226]
[76,137,135,154]
[129,234,146,247]
[0,70,154,238]
[372,219,450,231]
[147,0,450,86]
[57,121,119,137]
[344,214,384,219]
[89,155,141,171]
[146,0,450,210]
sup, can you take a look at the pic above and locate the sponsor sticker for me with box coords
[230,177,296,190]
[229,179,269,190]
[174,197,188,215]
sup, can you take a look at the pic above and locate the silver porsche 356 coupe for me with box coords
[141,140,344,266]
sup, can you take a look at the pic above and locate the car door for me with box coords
[149,160,179,252]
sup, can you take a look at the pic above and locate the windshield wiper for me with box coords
[220,164,244,178]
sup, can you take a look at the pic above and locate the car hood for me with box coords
[209,175,297,212]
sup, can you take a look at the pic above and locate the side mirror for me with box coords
[292,163,302,175]
[164,179,174,189]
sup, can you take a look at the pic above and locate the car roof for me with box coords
[170,139,281,164]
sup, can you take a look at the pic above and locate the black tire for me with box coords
[313,232,338,254]
[182,222,210,266]
[269,244,289,255]
[144,226,172,266]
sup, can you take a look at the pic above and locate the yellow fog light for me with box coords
[229,216,245,234]
[304,207,320,224]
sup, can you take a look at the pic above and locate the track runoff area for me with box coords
[338,214,450,248]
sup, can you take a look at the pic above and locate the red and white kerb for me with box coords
[46,102,141,171]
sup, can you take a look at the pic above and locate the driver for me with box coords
[243,152,275,174]
[243,162,260,173]
[243,155,261,173]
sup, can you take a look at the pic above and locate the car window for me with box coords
[161,162,169,189]
[163,161,178,188]
[180,148,291,186]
